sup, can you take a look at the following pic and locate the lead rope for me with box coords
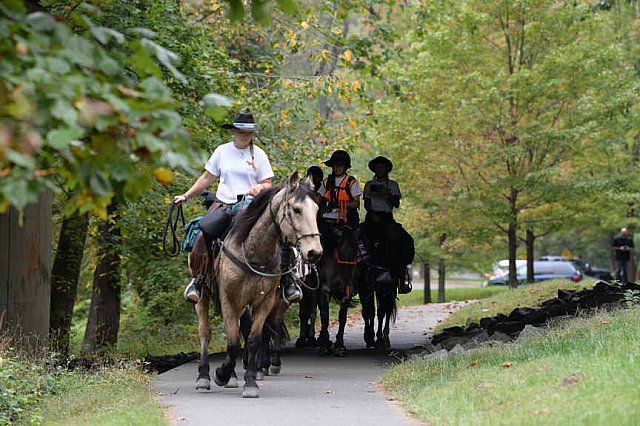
[162,202,185,257]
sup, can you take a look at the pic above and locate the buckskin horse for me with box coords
[190,172,322,398]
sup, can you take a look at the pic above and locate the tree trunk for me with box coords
[437,234,446,303]
[508,221,519,289]
[526,228,535,283]
[0,190,52,349]
[49,211,89,355]
[82,201,121,354]
[423,262,431,304]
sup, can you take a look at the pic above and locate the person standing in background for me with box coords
[613,227,634,284]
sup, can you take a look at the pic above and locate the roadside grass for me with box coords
[397,287,508,307]
[38,365,168,426]
[439,279,597,330]
[382,307,640,425]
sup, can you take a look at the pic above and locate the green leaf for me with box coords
[88,171,113,196]
[46,127,85,149]
[200,93,234,109]
[26,12,56,32]
[5,150,35,169]
[51,100,78,126]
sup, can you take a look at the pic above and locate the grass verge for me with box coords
[382,307,640,425]
[439,279,596,330]
[397,287,508,307]
[38,365,168,426]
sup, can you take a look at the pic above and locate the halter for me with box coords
[221,184,321,278]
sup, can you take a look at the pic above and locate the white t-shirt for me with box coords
[204,142,274,204]
[318,175,362,220]
[364,179,401,213]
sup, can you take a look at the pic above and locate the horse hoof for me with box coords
[334,346,347,357]
[295,337,307,348]
[196,377,211,390]
[214,369,229,387]
[318,346,333,357]
[269,365,281,375]
[256,370,265,381]
[225,375,239,388]
[242,386,260,398]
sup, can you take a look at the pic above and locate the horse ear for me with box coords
[301,174,315,191]
[288,170,300,189]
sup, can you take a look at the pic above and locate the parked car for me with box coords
[538,255,612,281]
[488,260,583,286]
[482,259,527,286]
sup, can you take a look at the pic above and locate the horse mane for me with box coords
[228,179,315,244]
[229,185,282,244]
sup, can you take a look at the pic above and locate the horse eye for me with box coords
[293,207,302,214]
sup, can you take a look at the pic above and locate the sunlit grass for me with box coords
[382,307,640,425]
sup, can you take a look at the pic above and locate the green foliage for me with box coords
[0,1,205,216]
[622,288,640,308]
[39,364,168,425]
[0,355,56,425]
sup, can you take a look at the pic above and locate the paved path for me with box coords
[154,302,469,426]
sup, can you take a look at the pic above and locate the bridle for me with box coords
[269,186,322,248]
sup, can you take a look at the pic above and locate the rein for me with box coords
[162,202,185,257]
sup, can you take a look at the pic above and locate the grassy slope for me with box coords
[439,279,596,330]
[39,367,168,426]
[397,287,508,307]
[383,308,640,425]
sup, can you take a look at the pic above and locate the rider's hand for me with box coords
[173,194,188,204]
[247,184,264,196]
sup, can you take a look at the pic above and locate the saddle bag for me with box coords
[199,205,233,242]
[182,216,204,252]
[370,264,394,288]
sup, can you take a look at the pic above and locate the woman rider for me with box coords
[173,111,302,303]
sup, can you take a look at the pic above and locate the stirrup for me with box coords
[183,277,201,303]
[282,282,303,304]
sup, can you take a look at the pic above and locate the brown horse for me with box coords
[191,172,322,398]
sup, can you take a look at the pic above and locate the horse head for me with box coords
[276,171,323,264]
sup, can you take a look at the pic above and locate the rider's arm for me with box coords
[175,171,217,203]
[347,195,360,210]
[248,178,272,196]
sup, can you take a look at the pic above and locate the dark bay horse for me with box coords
[317,225,360,356]
[360,221,414,348]
[190,173,322,398]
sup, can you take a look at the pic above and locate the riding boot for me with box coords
[280,247,302,303]
[183,275,202,303]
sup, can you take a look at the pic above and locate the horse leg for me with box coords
[214,305,241,388]
[195,294,211,390]
[375,291,386,348]
[307,288,318,346]
[256,317,271,381]
[296,290,311,348]
[334,297,350,356]
[317,290,331,349]
[269,301,287,375]
[243,301,273,398]
[360,284,376,349]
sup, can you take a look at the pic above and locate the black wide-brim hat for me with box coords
[324,150,352,169]
[368,156,393,173]
[222,112,259,131]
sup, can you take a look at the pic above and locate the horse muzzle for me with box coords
[305,249,323,265]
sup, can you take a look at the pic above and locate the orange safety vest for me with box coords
[324,174,356,224]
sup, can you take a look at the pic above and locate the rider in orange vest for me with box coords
[318,150,361,228]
